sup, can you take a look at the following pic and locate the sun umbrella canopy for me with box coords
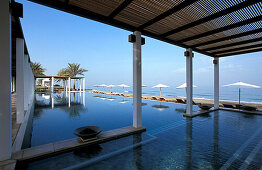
[224,81,261,88]
[99,84,107,87]
[142,85,147,87]
[152,84,169,88]
[152,84,169,97]
[93,85,100,87]
[176,83,197,89]
[118,84,130,88]
[223,81,261,104]
[107,84,115,93]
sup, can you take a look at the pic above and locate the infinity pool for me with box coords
[19,92,262,169]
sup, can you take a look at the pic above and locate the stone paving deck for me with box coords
[12,126,146,161]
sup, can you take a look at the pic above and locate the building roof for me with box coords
[28,0,262,57]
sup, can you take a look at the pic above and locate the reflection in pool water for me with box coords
[20,92,262,169]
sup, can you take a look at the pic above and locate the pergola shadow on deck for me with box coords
[0,0,262,163]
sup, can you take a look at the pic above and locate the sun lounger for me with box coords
[240,106,257,111]
[176,99,186,104]
[159,97,166,101]
[151,96,158,100]
[180,99,199,105]
[222,104,235,108]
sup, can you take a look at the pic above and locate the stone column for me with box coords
[0,0,12,161]
[132,31,142,128]
[214,57,219,109]
[185,48,193,116]
[16,38,25,123]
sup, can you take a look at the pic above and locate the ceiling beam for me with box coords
[108,0,133,19]
[191,28,262,48]
[213,43,262,55]
[178,15,262,43]
[202,37,262,52]
[218,47,262,57]
[137,0,197,30]
[161,0,260,37]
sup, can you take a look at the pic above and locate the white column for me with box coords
[83,78,85,92]
[66,79,68,94]
[0,0,12,161]
[79,79,82,91]
[51,93,54,109]
[185,48,193,115]
[24,54,29,111]
[51,77,54,93]
[16,38,25,123]
[79,79,82,96]
[214,57,219,109]
[68,77,71,93]
[133,31,142,128]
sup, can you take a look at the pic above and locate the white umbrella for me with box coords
[176,83,197,89]
[223,81,261,104]
[107,85,115,93]
[142,85,147,87]
[99,84,107,92]
[152,84,169,97]
[118,84,130,93]
[93,84,100,91]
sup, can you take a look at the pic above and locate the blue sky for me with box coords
[19,0,262,89]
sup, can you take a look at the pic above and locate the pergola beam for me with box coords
[202,37,262,52]
[178,16,262,43]
[138,0,197,30]
[214,43,262,55]
[108,0,133,19]
[218,48,262,57]
[161,0,260,37]
[192,28,262,48]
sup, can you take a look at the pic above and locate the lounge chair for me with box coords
[182,99,200,105]
[240,106,257,111]
[176,99,186,104]
[222,104,235,108]
[151,96,158,100]
[159,97,166,101]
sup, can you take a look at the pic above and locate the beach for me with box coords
[88,90,262,112]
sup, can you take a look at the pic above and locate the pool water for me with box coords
[19,92,262,169]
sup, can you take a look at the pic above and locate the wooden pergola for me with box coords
[35,75,85,93]
[27,0,262,57]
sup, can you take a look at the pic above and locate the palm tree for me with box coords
[57,68,70,88]
[31,62,46,76]
[66,63,88,89]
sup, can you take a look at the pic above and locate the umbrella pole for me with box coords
[160,88,161,97]
[239,88,240,105]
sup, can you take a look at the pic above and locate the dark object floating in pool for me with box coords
[199,105,212,110]
[241,106,257,111]
[74,126,102,139]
